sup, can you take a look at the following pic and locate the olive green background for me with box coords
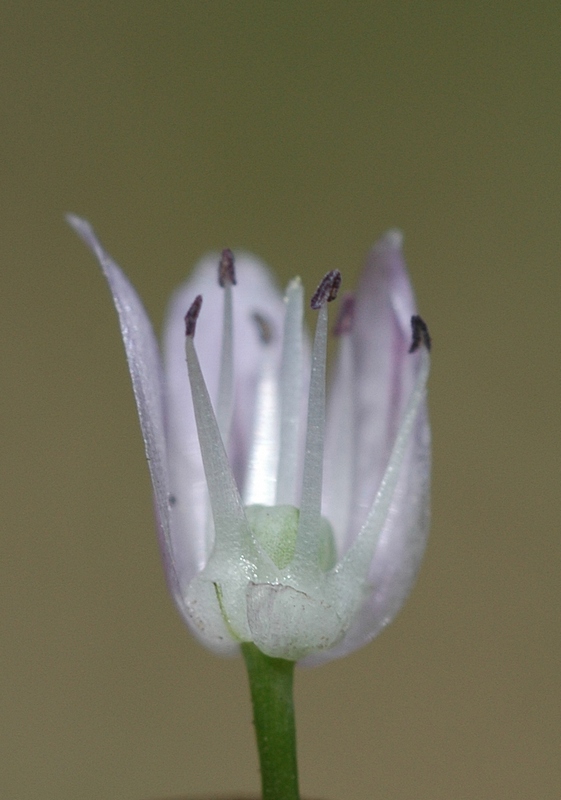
[1,3,559,799]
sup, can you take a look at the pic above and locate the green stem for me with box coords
[242,642,300,800]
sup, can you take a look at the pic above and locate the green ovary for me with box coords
[245,504,337,571]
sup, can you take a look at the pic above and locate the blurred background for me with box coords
[1,3,559,799]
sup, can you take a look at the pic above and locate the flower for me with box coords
[68,216,431,664]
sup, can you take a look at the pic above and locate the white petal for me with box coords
[67,216,183,608]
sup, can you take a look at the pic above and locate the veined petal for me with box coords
[67,215,183,610]
[162,253,286,583]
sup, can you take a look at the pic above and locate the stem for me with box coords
[242,642,300,800]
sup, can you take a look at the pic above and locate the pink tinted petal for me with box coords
[304,400,430,666]
[67,215,183,606]
[347,231,419,539]
[163,253,286,577]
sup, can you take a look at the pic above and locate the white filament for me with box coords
[215,282,234,443]
[294,302,329,567]
[323,333,355,549]
[184,336,251,562]
[275,278,304,506]
[336,347,431,583]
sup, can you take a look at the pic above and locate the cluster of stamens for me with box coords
[181,248,430,659]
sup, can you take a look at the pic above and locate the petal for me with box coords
[322,332,355,552]
[162,253,286,580]
[67,215,184,608]
[307,400,430,665]
[311,232,431,665]
[326,230,419,543]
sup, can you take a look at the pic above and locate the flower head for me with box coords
[69,216,430,664]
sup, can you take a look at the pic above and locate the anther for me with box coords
[333,292,355,336]
[185,295,203,338]
[310,269,342,310]
[218,248,236,287]
[409,314,431,352]
[251,311,274,345]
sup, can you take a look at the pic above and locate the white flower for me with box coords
[69,216,431,664]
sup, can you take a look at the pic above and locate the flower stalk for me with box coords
[242,642,299,800]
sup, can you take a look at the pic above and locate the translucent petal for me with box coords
[327,230,419,543]
[67,216,184,610]
[305,364,430,666]
[322,333,355,553]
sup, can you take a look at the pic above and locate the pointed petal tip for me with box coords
[66,213,89,234]
[66,214,101,256]
[375,228,404,251]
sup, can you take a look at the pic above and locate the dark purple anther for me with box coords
[409,315,431,352]
[185,295,203,338]
[219,248,236,287]
[310,270,342,310]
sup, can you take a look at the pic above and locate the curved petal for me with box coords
[336,231,419,543]
[67,215,184,609]
[163,253,286,584]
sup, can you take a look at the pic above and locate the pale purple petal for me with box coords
[313,230,430,665]
[67,215,184,608]
[163,253,286,581]
[344,231,418,542]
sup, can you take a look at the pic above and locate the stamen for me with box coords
[323,292,355,546]
[215,251,235,443]
[310,269,341,309]
[184,320,252,563]
[336,343,431,582]
[243,312,280,506]
[185,295,203,338]
[275,278,304,506]
[323,311,355,548]
[409,315,431,352]
[294,271,341,567]
[218,248,236,287]
[333,292,355,336]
